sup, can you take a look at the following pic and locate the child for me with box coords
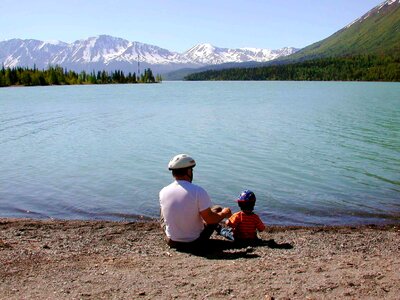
[225,189,265,242]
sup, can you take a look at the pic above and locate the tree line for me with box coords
[0,65,162,87]
[185,55,400,82]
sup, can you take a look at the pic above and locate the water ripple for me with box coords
[1,82,399,225]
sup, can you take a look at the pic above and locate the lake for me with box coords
[0,81,399,225]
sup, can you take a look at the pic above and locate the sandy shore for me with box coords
[0,218,399,299]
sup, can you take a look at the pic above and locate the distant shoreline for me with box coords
[0,65,161,88]
[0,81,161,88]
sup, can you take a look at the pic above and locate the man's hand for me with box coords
[220,207,232,219]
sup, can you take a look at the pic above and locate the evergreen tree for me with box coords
[0,72,5,87]
[185,54,400,82]
[0,65,160,87]
[140,68,155,83]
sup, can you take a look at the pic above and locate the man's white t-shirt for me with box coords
[159,180,212,242]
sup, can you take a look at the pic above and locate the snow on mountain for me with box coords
[115,41,187,65]
[346,0,400,28]
[0,35,297,74]
[42,40,66,46]
[0,38,68,69]
[71,35,130,63]
[183,43,297,64]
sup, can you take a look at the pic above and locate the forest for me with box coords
[0,65,162,87]
[185,55,400,82]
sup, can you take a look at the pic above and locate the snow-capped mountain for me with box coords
[183,43,296,65]
[0,39,68,69]
[345,0,399,28]
[0,35,297,74]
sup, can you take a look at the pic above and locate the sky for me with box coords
[0,0,385,52]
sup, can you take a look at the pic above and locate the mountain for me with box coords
[184,0,400,81]
[278,0,400,62]
[182,43,296,64]
[0,35,297,75]
[0,39,68,69]
[162,45,296,79]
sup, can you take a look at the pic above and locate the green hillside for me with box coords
[283,1,400,61]
[185,1,400,81]
[185,55,400,81]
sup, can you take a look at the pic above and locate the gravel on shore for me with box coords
[1,218,399,299]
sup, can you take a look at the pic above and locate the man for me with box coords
[159,154,232,249]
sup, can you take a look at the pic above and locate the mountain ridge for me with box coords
[275,0,400,63]
[184,0,400,82]
[0,35,298,75]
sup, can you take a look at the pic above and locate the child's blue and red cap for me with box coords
[236,190,256,203]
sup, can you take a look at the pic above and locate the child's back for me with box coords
[227,210,265,240]
[226,190,265,240]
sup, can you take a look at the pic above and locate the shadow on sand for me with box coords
[173,239,293,259]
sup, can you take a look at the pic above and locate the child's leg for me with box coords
[215,225,234,241]
[220,227,234,241]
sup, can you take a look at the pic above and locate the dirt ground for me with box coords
[0,218,399,299]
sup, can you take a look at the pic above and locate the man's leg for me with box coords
[166,205,223,251]
[197,205,222,241]
[198,223,219,241]
[197,205,223,241]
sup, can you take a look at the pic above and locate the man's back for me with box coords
[160,180,212,242]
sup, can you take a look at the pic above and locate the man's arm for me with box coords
[200,207,232,225]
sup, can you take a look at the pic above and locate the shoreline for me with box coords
[1,218,399,299]
[3,212,399,227]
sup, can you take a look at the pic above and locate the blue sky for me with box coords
[0,0,384,52]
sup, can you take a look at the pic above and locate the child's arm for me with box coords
[256,215,266,232]
[258,225,266,232]
[225,213,237,228]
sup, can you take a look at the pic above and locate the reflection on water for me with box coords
[0,82,399,225]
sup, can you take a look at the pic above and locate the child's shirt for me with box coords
[226,211,265,240]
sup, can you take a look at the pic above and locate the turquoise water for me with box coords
[0,81,399,225]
